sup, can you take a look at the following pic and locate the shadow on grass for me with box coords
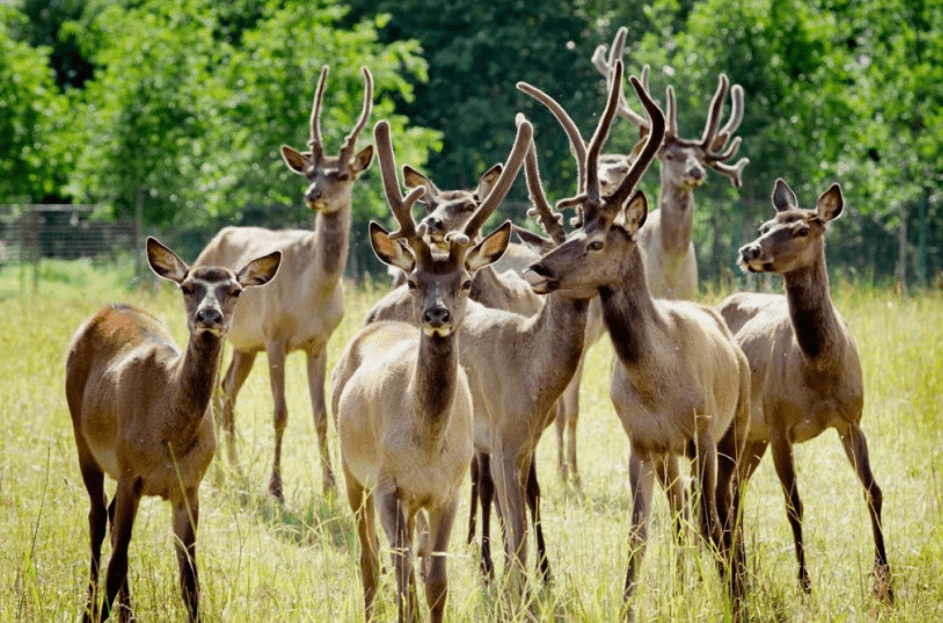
[208,459,355,552]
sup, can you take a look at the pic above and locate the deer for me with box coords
[330,117,529,623]
[593,26,749,300]
[65,237,281,622]
[522,60,750,617]
[193,65,373,500]
[717,179,893,601]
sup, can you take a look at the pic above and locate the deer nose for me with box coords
[740,244,760,262]
[425,217,444,233]
[305,186,321,202]
[423,305,451,326]
[195,307,223,326]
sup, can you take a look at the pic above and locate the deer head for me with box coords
[280,66,375,213]
[402,163,504,249]
[147,237,281,338]
[739,179,844,274]
[368,119,532,335]
[522,61,667,298]
[593,27,749,189]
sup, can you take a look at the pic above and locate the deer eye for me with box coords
[180,283,195,295]
[337,172,350,182]
[460,280,473,291]
[406,280,418,291]
[794,226,810,238]
[588,240,604,252]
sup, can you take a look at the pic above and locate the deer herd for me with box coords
[64,27,893,623]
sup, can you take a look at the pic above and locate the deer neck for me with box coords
[523,292,589,404]
[171,332,224,443]
[657,176,695,253]
[411,332,462,442]
[599,245,661,366]
[312,205,352,284]
[782,260,843,361]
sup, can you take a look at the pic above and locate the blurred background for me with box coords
[1,0,940,289]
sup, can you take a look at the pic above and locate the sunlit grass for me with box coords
[0,261,941,621]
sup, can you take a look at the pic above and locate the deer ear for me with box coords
[280,146,309,173]
[771,178,798,212]
[146,237,189,284]
[512,224,555,256]
[816,183,843,223]
[237,251,281,288]
[476,163,504,199]
[466,221,512,272]
[620,190,648,235]
[369,222,415,273]
[351,145,374,175]
[403,165,438,210]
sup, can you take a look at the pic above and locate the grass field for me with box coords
[1,258,941,622]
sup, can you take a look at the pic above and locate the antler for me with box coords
[515,82,587,196]
[699,74,749,186]
[517,114,566,245]
[308,66,374,167]
[455,116,533,244]
[591,26,652,130]
[338,67,374,166]
[308,66,329,161]
[604,74,666,211]
[373,120,428,258]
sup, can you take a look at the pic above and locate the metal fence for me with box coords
[0,205,136,265]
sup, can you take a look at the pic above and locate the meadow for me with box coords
[1,258,941,622]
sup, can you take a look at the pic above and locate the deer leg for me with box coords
[655,453,689,547]
[493,448,528,585]
[693,434,722,552]
[265,342,288,501]
[104,477,142,623]
[218,350,256,469]
[467,456,479,546]
[471,453,496,580]
[425,497,459,623]
[564,354,586,488]
[378,489,418,623]
[344,463,379,621]
[554,399,568,482]
[770,433,811,594]
[839,422,893,602]
[78,450,107,623]
[306,350,335,493]
[173,491,201,622]
[716,423,747,613]
[624,449,655,604]
[415,511,430,581]
[524,455,551,583]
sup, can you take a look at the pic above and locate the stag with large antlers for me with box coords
[718,179,892,601]
[331,118,529,623]
[594,26,749,301]
[67,238,280,622]
[194,66,373,499]
[522,60,750,617]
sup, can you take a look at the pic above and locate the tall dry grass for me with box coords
[0,260,940,621]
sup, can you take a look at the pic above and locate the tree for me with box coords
[0,5,72,203]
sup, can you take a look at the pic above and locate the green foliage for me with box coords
[0,5,73,203]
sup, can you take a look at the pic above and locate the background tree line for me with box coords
[2,0,941,286]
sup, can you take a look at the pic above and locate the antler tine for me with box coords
[516,82,587,193]
[373,120,426,244]
[665,85,679,139]
[520,114,566,245]
[710,83,744,153]
[339,67,374,165]
[461,117,533,240]
[699,73,729,151]
[712,156,750,188]
[584,59,625,216]
[607,75,666,208]
[592,27,650,129]
[309,65,329,160]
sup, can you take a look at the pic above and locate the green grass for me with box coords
[1,262,941,621]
